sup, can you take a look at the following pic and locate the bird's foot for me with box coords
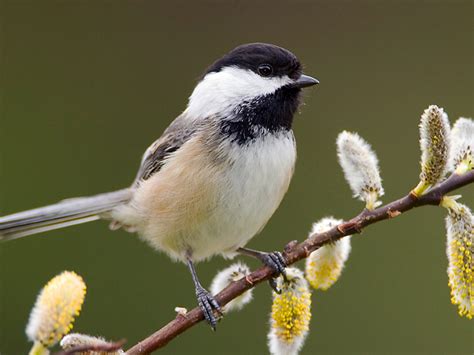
[237,248,287,293]
[195,285,222,330]
[259,251,287,277]
[259,251,287,293]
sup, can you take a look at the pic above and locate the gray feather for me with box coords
[134,114,197,183]
[0,189,132,241]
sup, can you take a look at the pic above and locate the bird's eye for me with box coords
[258,64,273,77]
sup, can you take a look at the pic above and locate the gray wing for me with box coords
[134,114,197,184]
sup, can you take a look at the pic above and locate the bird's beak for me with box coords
[294,74,319,88]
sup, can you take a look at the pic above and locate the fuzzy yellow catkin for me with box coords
[305,217,352,290]
[449,117,474,174]
[268,267,311,355]
[414,105,451,195]
[441,198,474,319]
[26,271,86,352]
[209,262,253,312]
[336,131,384,210]
[60,333,124,355]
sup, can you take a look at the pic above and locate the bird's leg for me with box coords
[237,247,287,293]
[186,257,222,330]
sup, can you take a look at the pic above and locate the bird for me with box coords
[0,43,318,329]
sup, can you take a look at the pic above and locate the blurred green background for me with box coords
[1,1,473,354]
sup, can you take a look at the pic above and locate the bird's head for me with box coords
[186,43,318,129]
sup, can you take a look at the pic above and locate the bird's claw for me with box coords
[262,251,287,278]
[196,286,222,330]
[268,278,281,294]
[261,251,287,293]
[237,248,287,293]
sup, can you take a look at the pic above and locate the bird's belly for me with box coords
[206,132,296,259]
[117,131,296,262]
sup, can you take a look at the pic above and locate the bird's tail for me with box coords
[0,189,132,242]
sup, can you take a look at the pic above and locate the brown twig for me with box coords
[126,170,474,354]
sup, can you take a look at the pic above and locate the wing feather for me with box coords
[134,114,197,184]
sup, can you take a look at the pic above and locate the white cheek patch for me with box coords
[185,67,293,120]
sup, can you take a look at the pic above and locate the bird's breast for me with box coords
[213,130,297,252]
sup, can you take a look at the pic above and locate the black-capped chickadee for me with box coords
[0,43,318,328]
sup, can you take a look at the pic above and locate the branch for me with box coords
[126,170,474,354]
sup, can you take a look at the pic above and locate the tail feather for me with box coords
[0,189,132,241]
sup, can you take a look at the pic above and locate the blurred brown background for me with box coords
[1,1,473,354]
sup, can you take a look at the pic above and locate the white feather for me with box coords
[186,132,296,261]
[186,67,293,120]
[208,132,296,260]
